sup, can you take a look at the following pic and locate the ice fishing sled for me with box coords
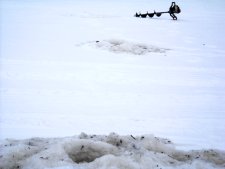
[135,2,181,20]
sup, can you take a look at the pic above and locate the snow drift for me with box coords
[1,133,225,169]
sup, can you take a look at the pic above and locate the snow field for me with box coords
[1,1,225,167]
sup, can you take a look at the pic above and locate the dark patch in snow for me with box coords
[77,39,169,55]
[95,39,169,55]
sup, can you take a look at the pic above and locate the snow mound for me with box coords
[80,39,168,55]
[0,133,225,169]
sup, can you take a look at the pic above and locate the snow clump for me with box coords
[0,133,225,169]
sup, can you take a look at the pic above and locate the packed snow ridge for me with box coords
[79,39,168,55]
[1,133,225,169]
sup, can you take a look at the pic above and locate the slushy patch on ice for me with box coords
[95,39,168,55]
[79,39,169,55]
[0,133,225,169]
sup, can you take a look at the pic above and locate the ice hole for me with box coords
[67,148,106,163]
[64,140,117,163]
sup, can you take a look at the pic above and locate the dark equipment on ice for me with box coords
[135,2,181,20]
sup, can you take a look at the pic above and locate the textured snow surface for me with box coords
[1,133,225,169]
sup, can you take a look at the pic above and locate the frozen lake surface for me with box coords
[0,1,225,167]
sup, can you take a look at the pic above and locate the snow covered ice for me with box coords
[1,0,225,168]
